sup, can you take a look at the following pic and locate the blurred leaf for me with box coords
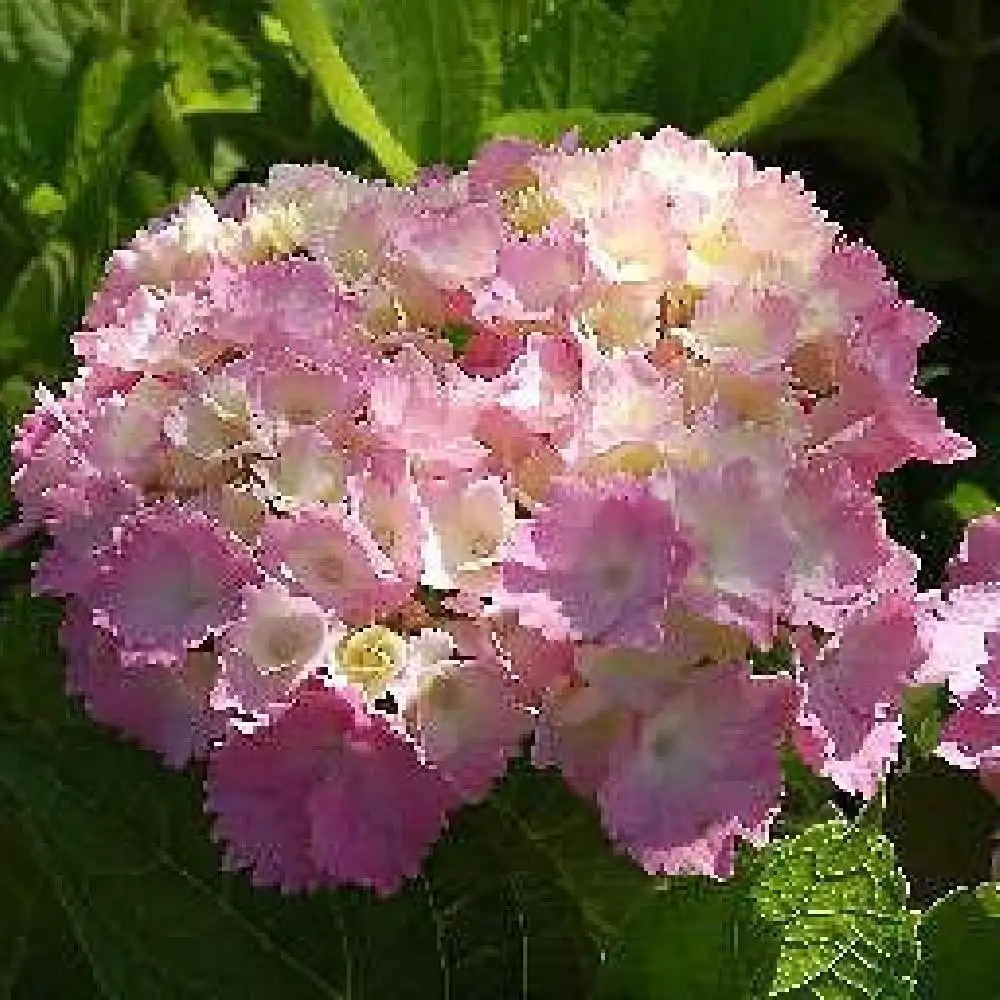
[701,0,901,146]
[0,0,105,193]
[0,238,75,368]
[0,810,42,998]
[165,18,261,116]
[941,481,997,523]
[915,884,1000,1000]
[885,758,1000,907]
[0,729,350,1000]
[271,0,419,183]
[901,685,949,763]
[756,56,921,166]
[597,876,780,999]
[500,0,631,112]
[62,46,168,239]
[22,182,65,220]
[872,196,1000,293]
[603,0,900,146]
[0,0,101,74]
[750,820,920,998]
[482,108,653,148]
[0,589,70,729]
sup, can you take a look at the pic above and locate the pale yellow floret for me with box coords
[337,625,408,696]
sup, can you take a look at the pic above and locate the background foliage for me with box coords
[1,0,998,996]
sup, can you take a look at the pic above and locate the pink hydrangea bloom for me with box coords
[207,682,455,894]
[598,664,799,877]
[396,628,532,800]
[795,593,925,797]
[62,602,227,767]
[212,582,331,715]
[260,506,410,625]
[500,477,693,649]
[88,503,261,657]
[948,512,1000,588]
[5,125,994,895]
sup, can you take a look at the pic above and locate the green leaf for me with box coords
[604,0,900,147]
[0,809,42,997]
[22,183,66,220]
[597,876,781,999]
[915,884,1000,1000]
[500,0,632,113]
[0,708,652,1000]
[701,0,901,146]
[0,589,73,729]
[0,238,75,369]
[482,108,653,148]
[941,481,997,523]
[884,759,1000,908]
[0,0,104,194]
[0,730,348,1000]
[753,57,921,167]
[271,0,419,184]
[751,821,920,998]
[0,0,101,75]
[165,18,262,116]
[62,46,168,236]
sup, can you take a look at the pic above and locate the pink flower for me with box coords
[500,477,693,649]
[937,650,1000,793]
[88,503,261,657]
[795,592,925,797]
[397,628,532,800]
[260,506,410,625]
[915,584,1000,696]
[62,602,227,767]
[392,201,504,287]
[670,457,795,645]
[598,664,799,877]
[467,137,544,202]
[206,682,455,894]
[948,512,1000,588]
[808,367,975,485]
[213,582,331,715]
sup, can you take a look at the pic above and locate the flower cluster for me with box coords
[7,128,1000,894]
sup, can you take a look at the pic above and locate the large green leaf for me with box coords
[915,884,1000,1000]
[0,732,349,1000]
[751,821,920,998]
[0,810,42,998]
[599,821,920,999]
[270,0,419,183]
[699,0,901,146]
[0,589,73,729]
[0,0,106,194]
[597,875,781,999]
[271,0,900,178]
